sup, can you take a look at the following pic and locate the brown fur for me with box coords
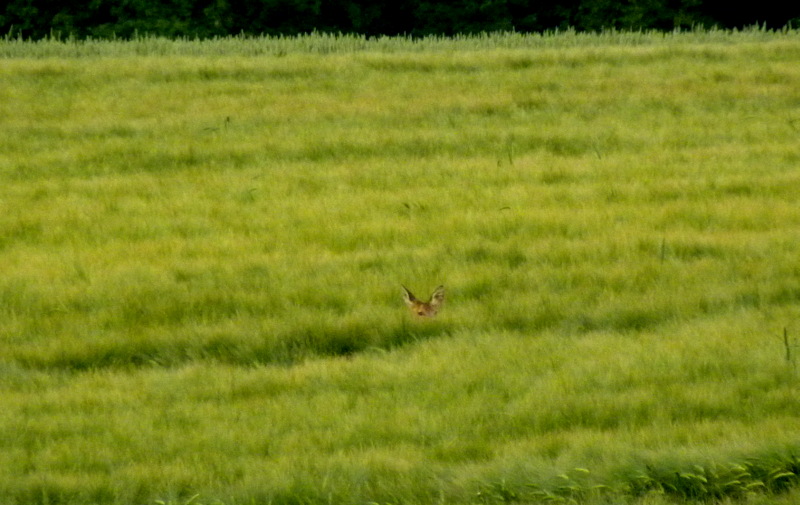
[402,285,445,317]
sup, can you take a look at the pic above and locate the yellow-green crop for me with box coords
[2,31,800,505]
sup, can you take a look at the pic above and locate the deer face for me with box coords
[402,285,445,318]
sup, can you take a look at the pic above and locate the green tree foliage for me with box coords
[1,0,798,40]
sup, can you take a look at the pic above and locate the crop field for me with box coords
[2,30,800,505]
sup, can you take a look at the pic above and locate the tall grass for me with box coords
[1,26,798,58]
[1,31,800,504]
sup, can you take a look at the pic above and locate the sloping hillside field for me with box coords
[2,31,800,504]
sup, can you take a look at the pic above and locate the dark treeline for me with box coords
[1,0,798,40]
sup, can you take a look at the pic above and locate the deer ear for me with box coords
[401,285,417,307]
[429,285,445,308]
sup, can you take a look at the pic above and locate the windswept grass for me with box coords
[1,31,800,504]
[2,26,799,58]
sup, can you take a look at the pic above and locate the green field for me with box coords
[2,30,800,505]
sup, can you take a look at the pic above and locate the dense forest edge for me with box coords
[2,0,799,40]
